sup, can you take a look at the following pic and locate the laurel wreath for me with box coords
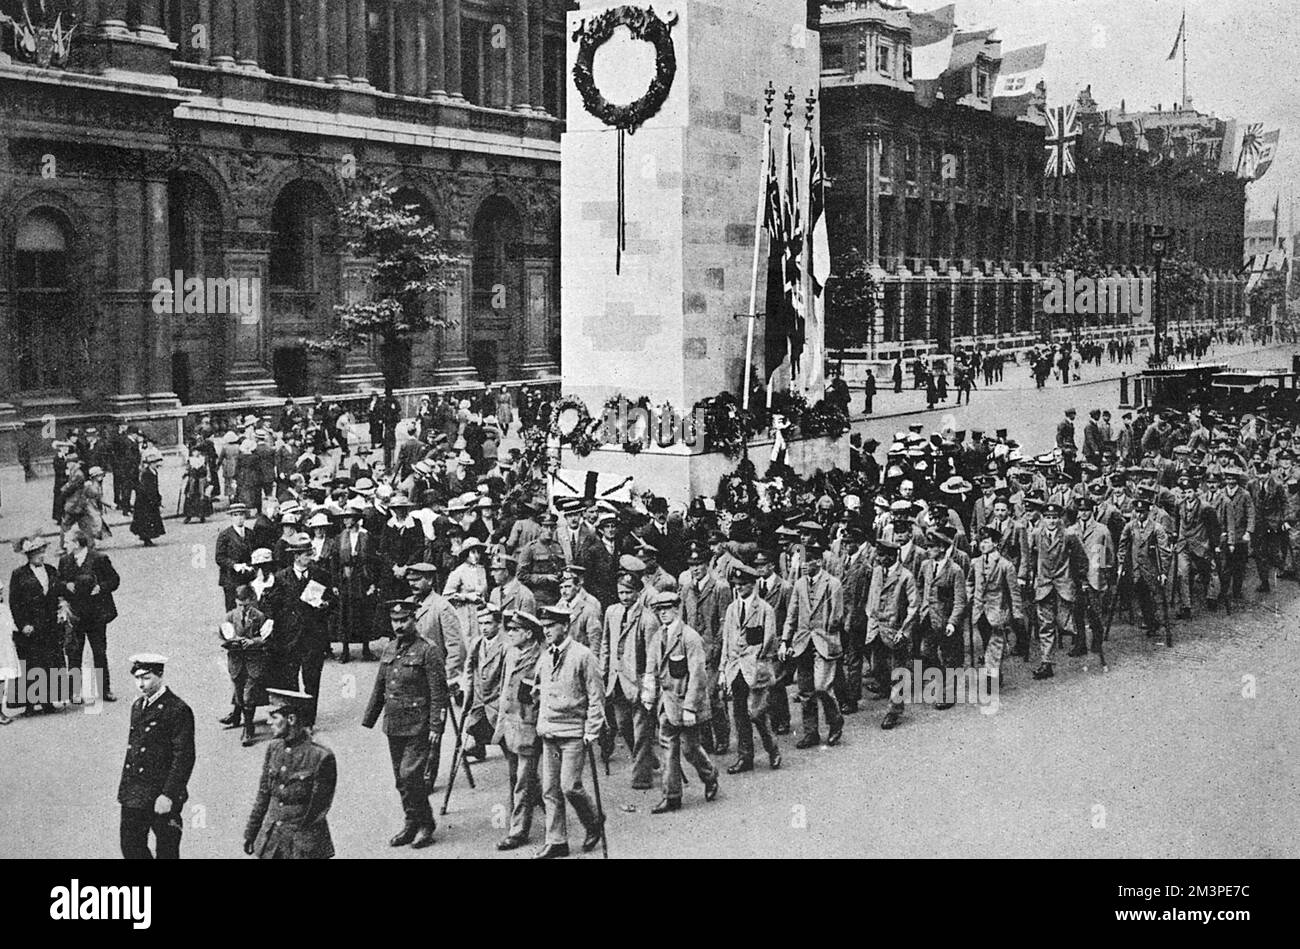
[550,395,601,457]
[571,5,678,134]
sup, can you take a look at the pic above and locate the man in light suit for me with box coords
[1019,502,1086,680]
[754,549,793,733]
[719,564,781,773]
[643,590,719,812]
[866,539,919,731]
[780,544,845,748]
[1071,497,1115,663]
[679,544,732,755]
[598,573,660,787]
[969,526,1023,693]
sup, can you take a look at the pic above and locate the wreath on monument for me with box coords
[571,5,679,134]
[550,395,602,457]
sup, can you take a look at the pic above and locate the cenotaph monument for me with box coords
[559,0,846,500]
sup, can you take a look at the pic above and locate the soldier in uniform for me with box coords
[518,513,567,589]
[1019,502,1085,680]
[719,563,781,773]
[780,544,845,748]
[643,590,720,812]
[494,610,545,851]
[243,689,337,859]
[534,603,605,858]
[361,598,448,849]
[118,654,196,860]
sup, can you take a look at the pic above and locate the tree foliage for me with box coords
[1248,269,1287,323]
[825,246,879,350]
[1160,249,1207,324]
[303,179,455,388]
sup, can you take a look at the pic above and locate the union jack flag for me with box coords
[1044,104,1079,177]
[1236,123,1264,177]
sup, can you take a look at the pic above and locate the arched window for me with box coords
[472,196,521,296]
[270,181,337,291]
[11,209,73,390]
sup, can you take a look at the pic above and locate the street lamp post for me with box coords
[1147,226,1173,365]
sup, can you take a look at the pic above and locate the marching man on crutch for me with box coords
[534,603,606,859]
[493,610,545,852]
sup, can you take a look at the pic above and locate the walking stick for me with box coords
[586,742,609,859]
[438,690,476,816]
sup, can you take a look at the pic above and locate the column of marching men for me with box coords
[18,394,1299,858]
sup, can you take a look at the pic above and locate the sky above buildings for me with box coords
[908,0,1300,228]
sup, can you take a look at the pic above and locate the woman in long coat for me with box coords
[443,538,488,648]
[130,452,166,546]
[61,466,109,543]
[181,448,212,523]
[8,536,65,715]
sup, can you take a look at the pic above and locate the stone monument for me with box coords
[559,0,844,500]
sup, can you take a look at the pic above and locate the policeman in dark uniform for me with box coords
[361,598,449,849]
[518,513,567,589]
[117,654,196,860]
[244,689,337,859]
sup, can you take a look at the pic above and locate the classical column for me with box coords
[137,0,168,38]
[327,0,349,81]
[349,0,371,85]
[210,0,236,66]
[426,0,446,95]
[511,0,530,111]
[235,0,259,68]
[528,0,544,111]
[416,1,429,95]
[443,0,463,98]
[143,178,178,404]
[401,2,420,95]
[99,0,129,32]
[430,256,480,383]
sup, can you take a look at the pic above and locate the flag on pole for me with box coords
[992,43,1047,99]
[1043,104,1079,177]
[804,133,830,402]
[1253,129,1281,180]
[908,4,956,81]
[1236,123,1263,177]
[762,129,787,382]
[1274,194,1282,243]
[781,125,806,380]
[1167,11,1185,61]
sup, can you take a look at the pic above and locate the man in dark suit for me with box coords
[274,535,335,728]
[579,512,620,610]
[7,536,65,714]
[215,504,256,611]
[362,598,448,849]
[118,654,196,859]
[107,423,140,514]
[58,529,121,703]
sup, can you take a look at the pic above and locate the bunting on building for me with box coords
[1044,104,1079,177]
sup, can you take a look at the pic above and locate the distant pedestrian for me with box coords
[863,369,876,414]
[892,358,903,394]
[131,450,166,547]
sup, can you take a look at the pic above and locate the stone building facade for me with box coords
[1,0,565,465]
[817,0,1248,362]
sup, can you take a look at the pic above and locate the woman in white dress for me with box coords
[443,538,487,648]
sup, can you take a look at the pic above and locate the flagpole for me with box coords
[1181,5,1187,108]
[802,92,816,402]
[770,92,797,410]
[744,83,776,411]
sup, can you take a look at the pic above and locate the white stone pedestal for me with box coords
[560,0,822,499]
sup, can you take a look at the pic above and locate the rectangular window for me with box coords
[823,44,845,73]
[876,44,891,76]
[976,70,989,99]
[903,48,912,81]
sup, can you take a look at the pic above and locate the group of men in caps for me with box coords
[109,379,1295,859]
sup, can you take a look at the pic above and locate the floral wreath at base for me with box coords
[571,5,679,134]
[549,395,602,457]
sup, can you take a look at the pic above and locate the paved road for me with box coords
[2,517,1296,859]
[3,347,1299,859]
